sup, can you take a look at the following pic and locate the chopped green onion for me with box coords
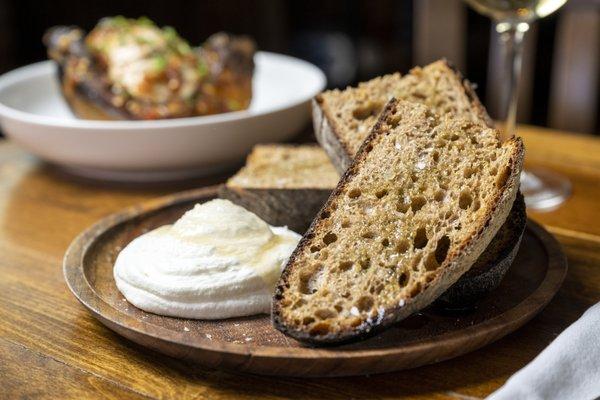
[163,26,178,40]
[152,56,168,71]
[197,61,208,77]
[108,15,129,28]
[177,42,192,55]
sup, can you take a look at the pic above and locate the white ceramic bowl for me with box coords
[0,52,326,181]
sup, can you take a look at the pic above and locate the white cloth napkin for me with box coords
[487,302,600,400]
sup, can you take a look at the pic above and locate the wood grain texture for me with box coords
[0,338,151,400]
[0,123,599,399]
[62,187,565,377]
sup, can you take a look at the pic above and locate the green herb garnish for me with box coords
[152,55,168,72]
[197,61,208,78]
[137,16,154,26]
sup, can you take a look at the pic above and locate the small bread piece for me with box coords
[273,100,524,344]
[313,59,493,173]
[220,144,340,233]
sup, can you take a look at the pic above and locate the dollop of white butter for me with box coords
[113,199,301,319]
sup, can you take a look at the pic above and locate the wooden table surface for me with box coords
[1,125,599,400]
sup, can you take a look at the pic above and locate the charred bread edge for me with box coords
[442,59,495,129]
[219,184,332,235]
[312,59,494,175]
[437,192,526,307]
[273,99,524,345]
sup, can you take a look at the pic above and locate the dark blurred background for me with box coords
[0,0,597,134]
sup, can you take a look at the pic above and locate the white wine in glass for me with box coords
[464,0,571,211]
[464,0,568,22]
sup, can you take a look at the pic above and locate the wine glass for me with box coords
[464,0,571,210]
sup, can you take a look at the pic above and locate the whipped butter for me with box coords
[113,199,301,319]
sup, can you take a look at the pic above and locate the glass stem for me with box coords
[496,21,529,138]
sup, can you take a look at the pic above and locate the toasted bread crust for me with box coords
[224,142,524,299]
[445,60,494,128]
[221,144,339,233]
[314,59,493,174]
[312,96,354,173]
[437,192,526,307]
[273,100,524,344]
[219,185,332,234]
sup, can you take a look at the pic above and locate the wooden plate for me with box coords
[63,186,567,377]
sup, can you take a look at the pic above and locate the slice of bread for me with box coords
[313,59,493,173]
[219,144,340,233]
[222,143,524,307]
[272,100,524,344]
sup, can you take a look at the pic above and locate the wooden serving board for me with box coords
[63,186,567,377]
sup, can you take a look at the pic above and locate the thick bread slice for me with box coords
[219,144,340,233]
[313,59,493,173]
[222,144,524,305]
[272,100,524,344]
